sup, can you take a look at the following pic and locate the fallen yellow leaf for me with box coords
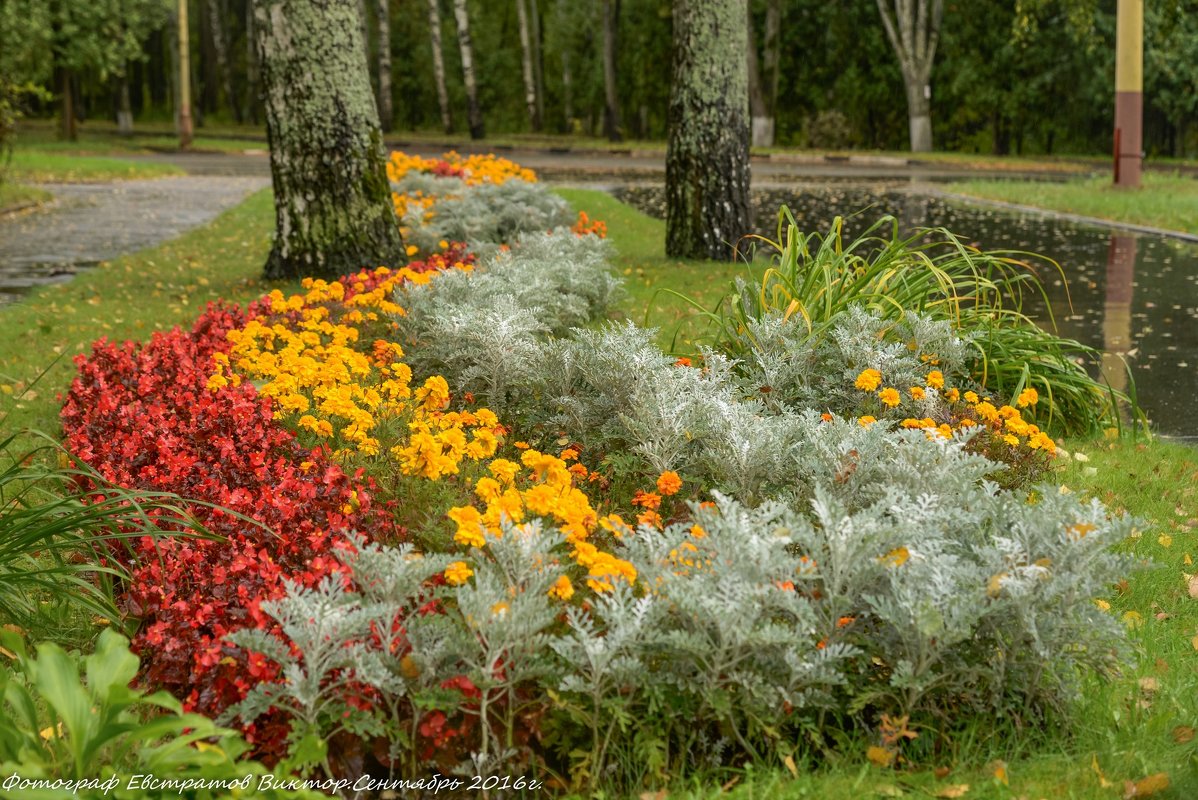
[1092,754,1114,788]
[1122,772,1169,798]
[1158,534,1173,549]
[989,759,1009,786]
[1188,574,1198,600]
[934,784,969,798]
[1171,725,1194,743]
[782,754,798,778]
[1122,610,1144,629]
[867,745,896,768]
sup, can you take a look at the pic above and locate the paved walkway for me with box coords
[0,175,266,304]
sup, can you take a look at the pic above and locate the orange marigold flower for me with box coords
[821,412,834,422]
[674,356,693,367]
[1017,387,1039,408]
[632,490,662,510]
[656,470,682,496]
[909,386,926,400]
[548,574,574,600]
[836,615,856,628]
[878,387,901,408]
[926,370,945,389]
[513,441,530,450]
[636,509,663,529]
[858,415,877,427]
[568,463,588,479]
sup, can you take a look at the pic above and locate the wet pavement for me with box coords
[613,183,1198,439]
[0,176,266,306]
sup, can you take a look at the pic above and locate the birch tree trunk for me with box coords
[376,0,393,131]
[251,0,405,280]
[666,0,750,260]
[117,73,134,134]
[426,0,452,133]
[452,0,485,139]
[515,0,541,131]
[601,0,621,141]
[875,0,943,153]
[529,0,545,129]
[747,7,771,147]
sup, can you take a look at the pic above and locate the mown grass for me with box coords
[945,172,1198,236]
[5,150,182,182]
[0,181,51,212]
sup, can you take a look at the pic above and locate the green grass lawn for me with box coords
[5,150,182,183]
[0,181,52,212]
[945,173,1198,236]
[1,185,1195,797]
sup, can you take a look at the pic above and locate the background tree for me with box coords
[251,0,405,280]
[747,0,780,147]
[666,0,750,260]
[601,0,622,141]
[425,0,453,133]
[875,0,943,152]
[376,0,394,131]
[516,0,542,131]
[452,0,485,139]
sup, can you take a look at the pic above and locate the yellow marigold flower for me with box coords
[879,546,910,567]
[855,368,882,392]
[1017,387,1039,407]
[490,601,510,618]
[878,387,901,408]
[444,561,473,586]
[488,458,521,485]
[689,524,707,538]
[900,418,923,429]
[405,245,419,257]
[548,575,574,601]
[1066,522,1096,540]
[513,441,530,450]
[926,370,944,389]
[858,415,877,427]
[998,405,1020,420]
[598,514,631,538]
[205,373,228,392]
[964,390,979,404]
[448,506,486,548]
[1004,434,1020,446]
[974,402,1000,423]
[909,386,926,400]
[945,387,960,402]
[474,477,502,503]
[958,418,977,428]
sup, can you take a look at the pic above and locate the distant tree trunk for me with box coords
[762,0,780,145]
[746,8,772,147]
[601,0,621,141]
[426,0,452,133]
[244,0,261,123]
[561,48,574,130]
[452,0,485,139]
[876,0,943,153]
[207,0,241,122]
[375,0,393,131]
[515,0,541,131]
[117,73,134,134]
[251,0,406,280]
[666,0,750,261]
[56,67,77,141]
[529,0,545,128]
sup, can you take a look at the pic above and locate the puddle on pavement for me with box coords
[0,260,100,306]
[613,184,1198,439]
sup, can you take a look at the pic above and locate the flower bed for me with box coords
[61,155,1134,791]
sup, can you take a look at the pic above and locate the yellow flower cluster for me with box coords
[386,150,538,186]
[447,448,637,593]
[851,368,1056,454]
[208,267,499,473]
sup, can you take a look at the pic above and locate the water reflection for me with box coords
[612,184,1198,437]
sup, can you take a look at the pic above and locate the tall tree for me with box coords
[747,0,780,146]
[600,0,621,141]
[515,0,541,130]
[528,0,546,129]
[875,0,944,152]
[451,0,484,138]
[251,0,405,280]
[206,0,241,123]
[666,0,750,260]
[375,0,393,130]
[425,0,452,133]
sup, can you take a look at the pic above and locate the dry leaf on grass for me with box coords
[934,784,969,798]
[1122,772,1169,798]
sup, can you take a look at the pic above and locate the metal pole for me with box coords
[178,0,194,149]
[1114,0,1142,187]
